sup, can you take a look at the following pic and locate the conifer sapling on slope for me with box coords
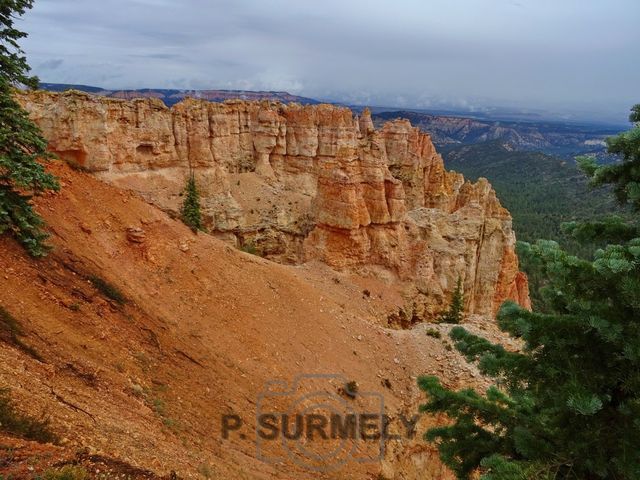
[438,277,464,324]
[418,105,640,480]
[0,0,59,256]
[180,173,202,231]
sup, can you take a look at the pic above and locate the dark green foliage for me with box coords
[438,277,464,324]
[442,141,627,257]
[0,387,56,443]
[180,174,202,231]
[240,242,258,256]
[344,381,359,399]
[421,244,640,478]
[88,275,126,305]
[578,105,640,211]
[443,141,636,309]
[562,215,640,244]
[0,305,42,360]
[419,106,640,479]
[0,0,59,256]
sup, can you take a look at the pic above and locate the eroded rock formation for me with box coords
[19,90,530,317]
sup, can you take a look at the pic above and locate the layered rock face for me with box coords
[19,90,530,317]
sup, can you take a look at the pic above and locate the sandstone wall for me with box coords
[19,90,530,317]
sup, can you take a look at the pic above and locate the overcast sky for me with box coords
[19,0,640,123]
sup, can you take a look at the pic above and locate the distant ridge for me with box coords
[372,110,622,157]
[38,82,322,106]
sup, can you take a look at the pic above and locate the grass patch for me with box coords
[426,328,442,339]
[39,465,88,480]
[0,306,43,361]
[0,388,57,443]
[197,463,215,479]
[151,397,167,417]
[139,385,180,433]
[132,351,150,373]
[88,275,126,305]
[162,417,178,429]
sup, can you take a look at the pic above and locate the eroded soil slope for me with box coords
[0,163,505,479]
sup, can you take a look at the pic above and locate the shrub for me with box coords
[88,275,126,305]
[0,306,22,341]
[437,277,464,324]
[0,388,56,443]
[426,328,441,339]
[0,306,42,361]
[151,397,167,417]
[240,242,258,255]
[343,381,359,399]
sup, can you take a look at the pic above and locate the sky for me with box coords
[19,0,640,123]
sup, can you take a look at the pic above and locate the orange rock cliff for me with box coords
[19,90,530,317]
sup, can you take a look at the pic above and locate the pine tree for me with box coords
[577,104,640,211]
[418,105,640,480]
[180,173,202,231]
[0,0,59,256]
[438,277,464,324]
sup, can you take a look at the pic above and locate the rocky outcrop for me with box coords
[19,90,530,317]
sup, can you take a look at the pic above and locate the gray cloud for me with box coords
[19,0,640,122]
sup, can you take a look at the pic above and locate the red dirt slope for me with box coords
[0,163,497,479]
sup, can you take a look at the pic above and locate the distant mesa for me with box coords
[372,110,622,157]
[38,82,322,107]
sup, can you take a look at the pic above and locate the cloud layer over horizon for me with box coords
[20,0,640,122]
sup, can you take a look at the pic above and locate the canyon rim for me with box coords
[20,90,531,321]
